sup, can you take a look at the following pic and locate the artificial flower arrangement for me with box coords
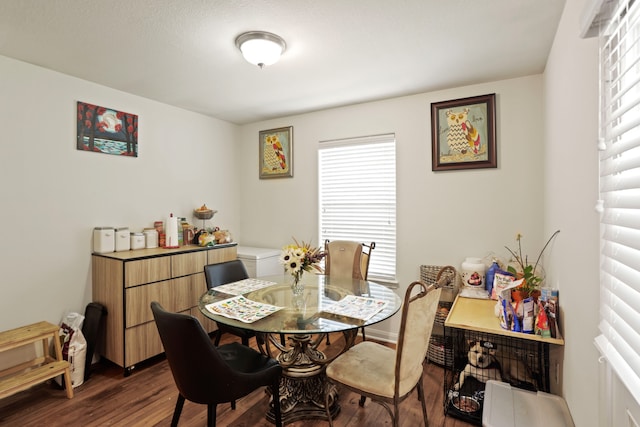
[280,238,326,288]
[504,229,561,296]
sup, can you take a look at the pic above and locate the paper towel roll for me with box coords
[165,214,179,248]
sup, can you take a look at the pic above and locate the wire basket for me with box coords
[194,209,216,220]
[435,300,452,326]
[428,334,454,366]
[420,265,459,292]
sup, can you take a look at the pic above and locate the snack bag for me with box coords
[535,301,551,337]
[521,297,535,334]
[492,270,515,300]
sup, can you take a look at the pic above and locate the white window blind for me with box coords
[318,134,396,283]
[594,0,640,404]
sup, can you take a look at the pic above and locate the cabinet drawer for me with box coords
[124,321,163,367]
[207,246,237,264]
[125,257,171,288]
[125,278,192,327]
[172,251,207,277]
[124,309,191,367]
[191,271,207,301]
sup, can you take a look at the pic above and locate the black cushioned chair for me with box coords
[151,301,282,427]
[204,260,256,346]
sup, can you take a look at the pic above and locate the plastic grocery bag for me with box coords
[55,311,87,388]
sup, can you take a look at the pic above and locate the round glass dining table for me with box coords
[198,273,402,423]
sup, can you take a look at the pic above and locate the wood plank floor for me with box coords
[0,333,476,427]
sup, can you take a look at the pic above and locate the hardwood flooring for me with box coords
[0,333,475,427]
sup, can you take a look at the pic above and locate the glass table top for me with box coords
[198,273,402,335]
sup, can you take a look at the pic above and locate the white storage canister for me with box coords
[93,227,115,254]
[144,228,158,249]
[130,232,145,250]
[115,227,130,251]
[461,257,486,290]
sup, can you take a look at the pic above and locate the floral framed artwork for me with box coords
[76,101,138,157]
[431,93,496,171]
[259,126,293,179]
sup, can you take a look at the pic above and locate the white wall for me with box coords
[0,55,240,333]
[544,0,600,425]
[237,75,547,339]
[0,13,604,422]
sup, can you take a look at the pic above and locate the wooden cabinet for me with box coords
[92,244,237,374]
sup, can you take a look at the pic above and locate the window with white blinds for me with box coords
[594,0,640,402]
[318,134,397,283]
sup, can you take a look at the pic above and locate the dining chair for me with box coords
[324,280,442,427]
[324,239,376,342]
[150,302,283,427]
[204,260,257,346]
[204,260,285,346]
[324,239,375,280]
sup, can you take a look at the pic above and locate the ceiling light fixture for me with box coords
[235,31,286,69]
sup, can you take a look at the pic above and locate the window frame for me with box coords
[318,133,397,284]
[594,0,640,404]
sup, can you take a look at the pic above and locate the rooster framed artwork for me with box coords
[259,126,293,178]
[431,93,496,171]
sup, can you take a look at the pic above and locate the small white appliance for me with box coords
[237,246,282,278]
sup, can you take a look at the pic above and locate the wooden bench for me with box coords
[0,321,73,399]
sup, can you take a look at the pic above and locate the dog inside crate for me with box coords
[446,332,542,421]
[457,332,540,389]
[448,332,541,402]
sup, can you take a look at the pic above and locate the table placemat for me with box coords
[213,278,278,295]
[205,295,283,323]
[322,295,387,321]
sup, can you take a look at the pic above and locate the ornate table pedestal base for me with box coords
[266,361,339,423]
[263,331,356,424]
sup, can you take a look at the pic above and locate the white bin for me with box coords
[482,380,574,427]
[237,246,282,278]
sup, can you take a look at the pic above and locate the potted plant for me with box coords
[505,230,560,299]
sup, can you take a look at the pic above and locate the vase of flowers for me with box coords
[504,230,560,299]
[280,238,326,295]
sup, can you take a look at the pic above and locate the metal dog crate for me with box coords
[443,328,549,425]
[441,295,565,426]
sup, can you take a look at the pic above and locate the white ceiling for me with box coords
[0,0,566,125]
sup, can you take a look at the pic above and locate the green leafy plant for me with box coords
[505,230,560,294]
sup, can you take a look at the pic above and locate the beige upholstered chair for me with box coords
[324,239,375,341]
[324,281,441,427]
[324,240,375,280]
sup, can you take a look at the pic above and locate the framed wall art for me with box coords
[76,101,138,157]
[431,93,496,171]
[259,126,293,179]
